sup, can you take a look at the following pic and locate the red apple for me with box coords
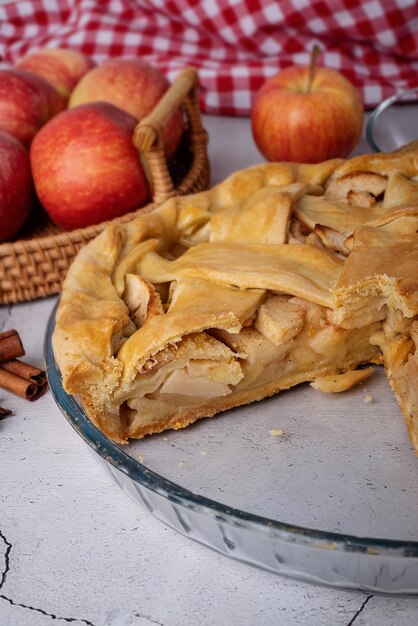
[0,131,33,242]
[69,59,184,158]
[0,68,65,146]
[251,53,363,164]
[16,48,96,101]
[30,102,151,230]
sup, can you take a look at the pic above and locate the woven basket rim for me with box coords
[0,203,155,255]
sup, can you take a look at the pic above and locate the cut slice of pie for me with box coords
[52,141,418,451]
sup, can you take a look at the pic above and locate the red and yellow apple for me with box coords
[16,48,96,101]
[0,68,65,146]
[251,61,364,164]
[30,102,151,230]
[69,59,184,158]
[0,131,33,242]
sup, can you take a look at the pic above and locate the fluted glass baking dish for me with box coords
[45,304,418,595]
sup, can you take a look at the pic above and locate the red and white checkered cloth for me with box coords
[0,0,417,115]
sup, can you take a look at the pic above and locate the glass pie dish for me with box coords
[45,304,418,595]
[366,87,418,153]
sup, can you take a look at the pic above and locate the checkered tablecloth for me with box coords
[0,0,417,115]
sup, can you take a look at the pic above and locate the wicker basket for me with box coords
[0,67,210,305]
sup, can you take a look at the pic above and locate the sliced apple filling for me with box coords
[113,290,382,439]
[118,332,244,433]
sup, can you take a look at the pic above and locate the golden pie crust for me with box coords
[52,141,418,452]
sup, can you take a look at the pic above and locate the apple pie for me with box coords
[52,141,418,452]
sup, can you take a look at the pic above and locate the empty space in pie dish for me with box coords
[121,365,418,542]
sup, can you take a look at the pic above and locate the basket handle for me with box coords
[133,66,200,204]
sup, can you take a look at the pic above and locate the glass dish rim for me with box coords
[44,302,418,559]
[366,87,418,153]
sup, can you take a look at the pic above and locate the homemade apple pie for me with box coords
[52,141,418,452]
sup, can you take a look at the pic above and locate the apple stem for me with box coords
[306,45,321,93]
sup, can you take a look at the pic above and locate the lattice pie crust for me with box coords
[52,141,418,451]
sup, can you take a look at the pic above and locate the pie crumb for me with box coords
[269,429,284,437]
[199,450,207,456]
[364,394,373,403]
[177,460,184,467]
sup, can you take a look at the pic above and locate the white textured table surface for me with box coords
[1,114,418,626]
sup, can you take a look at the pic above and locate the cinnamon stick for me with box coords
[2,359,46,386]
[0,360,47,401]
[0,330,25,362]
